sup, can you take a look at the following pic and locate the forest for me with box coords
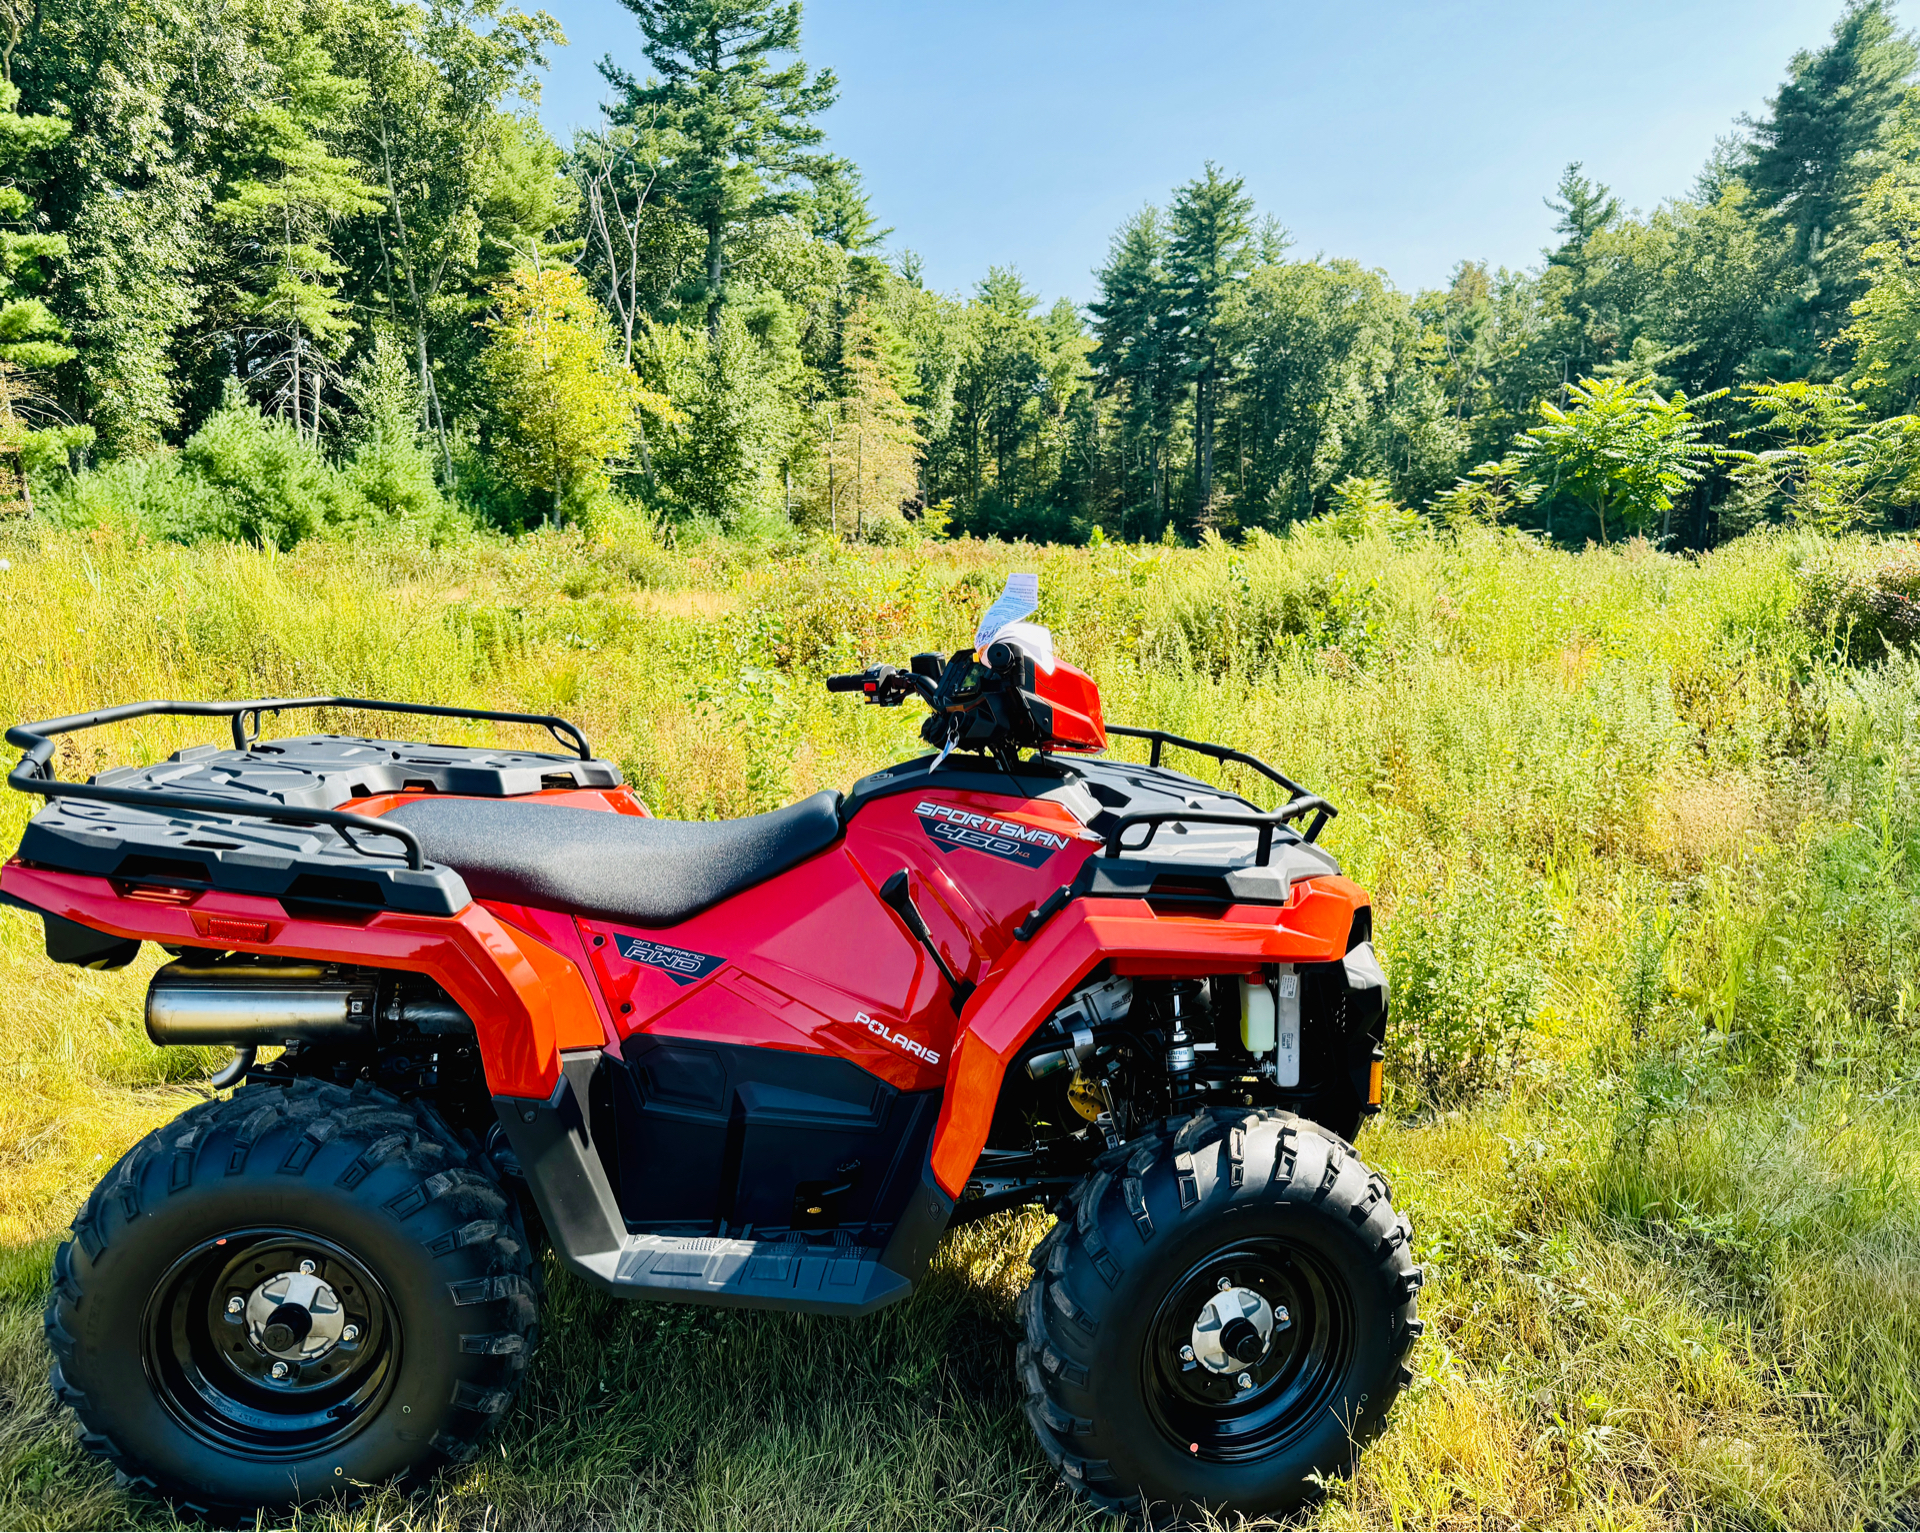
[5,0,1920,548]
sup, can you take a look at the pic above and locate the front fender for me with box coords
[926,875,1367,1196]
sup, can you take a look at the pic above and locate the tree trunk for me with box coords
[705,212,725,346]
[1149,435,1158,529]
[1195,360,1215,529]
[380,114,452,483]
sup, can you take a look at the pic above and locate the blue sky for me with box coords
[530,0,1902,307]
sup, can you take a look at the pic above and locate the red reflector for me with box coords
[203,915,271,943]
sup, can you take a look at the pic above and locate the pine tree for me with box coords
[1742,0,1919,367]
[214,34,381,441]
[1744,0,1917,258]
[0,6,78,509]
[603,0,841,344]
[1540,162,1623,383]
[831,298,917,541]
[1090,205,1180,534]
[1167,163,1257,529]
[1544,163,1620,274]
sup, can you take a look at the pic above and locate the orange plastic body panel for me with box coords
[0,858,593,1099]
[1029,660,1106,753]
[926,874,1370,1197]
[9,742,1370,1199]
[341,785,650,818]
[479,900,621,1050]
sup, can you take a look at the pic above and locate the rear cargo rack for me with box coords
[1104,724,1335,845]
[6,697,598,871]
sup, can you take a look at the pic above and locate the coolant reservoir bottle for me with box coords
[1239,975,1275,1053]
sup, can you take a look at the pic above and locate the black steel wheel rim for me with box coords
[143,1227,400,1459]
[1142,1237,1355,1464]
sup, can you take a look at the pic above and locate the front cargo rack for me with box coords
[6,697,604,874]
[1102,724,1336,850]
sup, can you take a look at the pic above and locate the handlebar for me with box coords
[824,664,939,708]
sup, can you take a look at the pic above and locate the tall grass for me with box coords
[0,515,1916,1528]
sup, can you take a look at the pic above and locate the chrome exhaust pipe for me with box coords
[145,959,376,1047]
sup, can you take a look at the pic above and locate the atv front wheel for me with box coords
[1017,1109,1421,1520]
[44,1079,538,1516]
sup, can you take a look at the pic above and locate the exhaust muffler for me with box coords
[145,958,377,1047]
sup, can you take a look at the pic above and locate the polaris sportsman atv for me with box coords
[3,585,1419,1521]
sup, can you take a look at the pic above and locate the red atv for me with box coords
[4,615,1418,1521]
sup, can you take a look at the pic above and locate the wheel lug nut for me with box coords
[1179,1344,1195,1362]
[1217,1277,1232,1291]
[271,1361,290,1380]
[225,1295,244,1315]
[299,1259,317,1275]
[342,1324,360,1343]
[1237,1371,1252,1390]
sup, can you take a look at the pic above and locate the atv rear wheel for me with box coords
[1017,1109,1421,1521]
[44,1078,538,1516]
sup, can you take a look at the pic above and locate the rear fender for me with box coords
[0,859,596,1098]
[926,875,1367,1196]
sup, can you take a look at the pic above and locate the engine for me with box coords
[970,923,1387,1211]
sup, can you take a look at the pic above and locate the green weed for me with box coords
[1,522,1918,1528]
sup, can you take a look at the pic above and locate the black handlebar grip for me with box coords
[825,674,868,693]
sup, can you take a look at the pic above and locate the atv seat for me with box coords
[383,791,844,927]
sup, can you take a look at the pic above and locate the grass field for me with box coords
[2,514,1919,1529]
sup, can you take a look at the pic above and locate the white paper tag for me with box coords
[974,574,1056,672]
[974,573,1038,651]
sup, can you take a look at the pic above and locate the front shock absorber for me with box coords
[1165,978,1204,1103]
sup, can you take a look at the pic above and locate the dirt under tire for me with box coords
[1017,1108,1422,1521]
[44,1077,538,1516]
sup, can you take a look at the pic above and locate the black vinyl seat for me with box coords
[384,790,844,927]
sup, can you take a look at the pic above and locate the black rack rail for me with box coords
[5,697,598,871]
[1100,799,1335,862]
[1103,724,1335,847]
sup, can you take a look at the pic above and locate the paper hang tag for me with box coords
[973,573,1056,673]
[974,572,1038,649]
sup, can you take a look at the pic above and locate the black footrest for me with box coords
[611,1234,910,1315]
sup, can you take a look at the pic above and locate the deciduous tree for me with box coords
[1515,377,1717,542]
[479,265,664,514]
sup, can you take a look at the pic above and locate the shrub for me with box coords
[1382,867,1555,1111]
[169,397,368,549]
[341,330,448,529]
[1798,540,1920,662]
